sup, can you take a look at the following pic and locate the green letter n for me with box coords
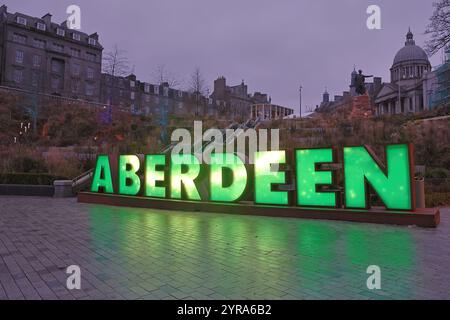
[343,144,413,210]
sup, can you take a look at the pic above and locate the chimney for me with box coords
[89,32,99,40]
[41,13,52,29]
[0,5,7,19]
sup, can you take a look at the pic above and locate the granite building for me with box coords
[211,76,293,119]
[100,73,211,117]
[0,7,291,121]
[375,29,431,115]
[0,5,103,101]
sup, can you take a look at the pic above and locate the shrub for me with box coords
[0,173,68,185]
[426,192,450,207]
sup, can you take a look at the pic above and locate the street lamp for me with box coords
[299,85,303,118]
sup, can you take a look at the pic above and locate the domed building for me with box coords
[375,29,432,115]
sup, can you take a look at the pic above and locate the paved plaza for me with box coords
[0,196,449,300]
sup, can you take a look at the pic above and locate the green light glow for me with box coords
[170,154,201,200]
[91,155,114,193]
[296,148,336,207]
[210,153,247,202]
[145,154,166,198]
[344,145,412,210]
[254,151,288,205]
[118,155,141,196]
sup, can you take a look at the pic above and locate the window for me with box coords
[145,95,150,102]
[36,22,46,31]
[70,48,80,57]
[56,28,65,36]
[178,90,183,98]
[86,52,96,62]
[130,80,135,88]
[33,38,46,49]
[72,33,81,41]
[130,92,135,100]
[13,33,27,44]
[16,16,27,25]
[13,69,23,83]
[86,83,94,96]
[53,43,64,52]
[154,85,159,94]
[144,83,150,93]
[51,77,60,90]
[32,72,39,87]
[15,50,24,64]
[88,38,96,46]
[72,63,80,76]
[72,80,80,93]
[51,60,62,73]
[163,87,169,97]
[86,67,94,79]
[32,55,41,67]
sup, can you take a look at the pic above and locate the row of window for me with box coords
[12,68,96,96]
[13,32,98,61]
[14,50,97,79]
[392,65,429,81]
[15,16,97,45]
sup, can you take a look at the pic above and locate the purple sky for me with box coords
[4,0,442,114]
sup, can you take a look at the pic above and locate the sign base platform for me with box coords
[78,192,440,228]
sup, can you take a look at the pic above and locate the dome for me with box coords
[393,29,429,66]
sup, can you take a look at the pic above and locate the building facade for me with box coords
[210,76,292,119]
[0,8,291,121]
[250,103,294,120]
[0,5,103,102]
[375,29,431,115]
[100,73,216,117]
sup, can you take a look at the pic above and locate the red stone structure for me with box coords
[350,93,375,118]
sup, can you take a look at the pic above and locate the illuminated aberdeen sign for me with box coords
[79,143,440,228]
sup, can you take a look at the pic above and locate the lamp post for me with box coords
[299,85,302,118]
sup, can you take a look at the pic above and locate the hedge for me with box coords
[0,173,68,185]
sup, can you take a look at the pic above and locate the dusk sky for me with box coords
[4,0,441,114]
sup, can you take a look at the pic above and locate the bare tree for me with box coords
[189,67,207,95]
[152,64,181,88]
[425,0,450,56]
[102,45,131,76]
[189,67,207,116]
